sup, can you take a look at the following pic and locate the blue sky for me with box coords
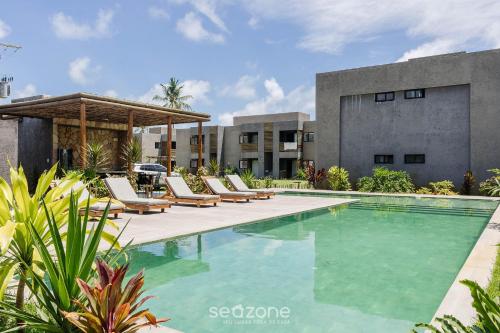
[1,0,499,125]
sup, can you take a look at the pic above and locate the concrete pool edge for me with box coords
[430,201,500,326]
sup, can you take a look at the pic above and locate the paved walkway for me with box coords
[113,194,354,246]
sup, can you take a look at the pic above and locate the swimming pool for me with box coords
[126,194,498,333]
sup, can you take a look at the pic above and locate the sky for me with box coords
[1,0,500,126]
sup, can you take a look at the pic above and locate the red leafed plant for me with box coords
[63,259,168,333]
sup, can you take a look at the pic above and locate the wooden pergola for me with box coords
[0,93,210,175]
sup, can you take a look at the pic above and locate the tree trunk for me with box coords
[15,268,26,333]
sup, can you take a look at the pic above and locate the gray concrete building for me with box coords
[316,49,500,187]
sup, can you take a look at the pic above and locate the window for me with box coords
[375,92,395,102]
[239,134,249,144]
[404,89,425,99]
[239,132,258,144]
[280,131,297,142]
[304,132,315,142]
[171,141,176,149]
[405,154,425,164]
[239,160,249,169]
[374,154,394,164]
[190,159,205,168]
[190,135,205,145]
[154,142,160,149]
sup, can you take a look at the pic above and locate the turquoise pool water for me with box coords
[126,194,498,333]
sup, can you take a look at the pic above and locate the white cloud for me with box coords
[13,84,37,98]
[242,0,500,59]
[220,75,259,99]
[248,16,259,29]
[103,89,118,98]
[174,0,228,32]
[176,12,224,43]
[51,9,114,39]
[136,80,211,106]
[219,78,315,125]
[148,6,170,20]
[0,19,11,39]
[68,57,101,85]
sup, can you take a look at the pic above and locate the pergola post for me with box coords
[167,116,172,176]
[80,102,87,169]
[197,121,203,170]
[127,110,134,173]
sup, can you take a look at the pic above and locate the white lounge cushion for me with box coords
[166,177,219,200]
[226,175,274,195]
[104,177,140,201]
[119,198,170,206]
[205,178,254,197]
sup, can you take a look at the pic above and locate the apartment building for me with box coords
[136,112,316,179]
[316,48,500,186]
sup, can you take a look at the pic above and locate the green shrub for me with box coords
[263,176,274,188]
[207,159,220,176]
[357,167,415,193]
[327,166,351,191]
[412,279,499,333]
[180,167,208,193]
[460,170,475,195]
[240,169,256,189]
[295,168,307,180]
[417,180,457,195]
[480,169,500,197]
[223,165,238,175]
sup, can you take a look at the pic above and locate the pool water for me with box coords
[126,194,497,333]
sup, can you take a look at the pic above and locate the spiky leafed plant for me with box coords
[240,169,256,189]
[207,159,220,177]
[121,138,142,190]
[85,142,110,179]
[64,260,168,333]
[152,78,193,111]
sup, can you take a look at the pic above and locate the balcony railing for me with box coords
[279,142,298,152]
[240,143,258,152]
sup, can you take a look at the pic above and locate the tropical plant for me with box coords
[179,167,208,194]
[461,170,476,195]
[207,159,220,177]
[173,166,188,178]
[295,168,307,181]
[64,260,168,333]
[121,138,142,190]
[240,169,256,189]
[153,77,193,111]
[84,142,110,179]
[417,180,457,195]
[357,167,415,193]
[263,177,274,189]
[0,164,84,319]
[479,169,500,197]
[0,193,124,332]
[306,164,326,189]
[327,166,352,191]
[223,165,237,175]
[411,279,499,333]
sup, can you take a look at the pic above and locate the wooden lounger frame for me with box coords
[202,177,256,203]
[80,207,125,219]
[224,176,276,200]
[162,180,221,207]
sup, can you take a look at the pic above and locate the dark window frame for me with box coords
[154,142,160,149]
[304,132,315,142]
[374,154,394,164]
[375,91,395,102]
[190,135,205,145]
[239,159,249,169]
[405,154,425,164]
[404,89,425,99]
[190,159,205,168]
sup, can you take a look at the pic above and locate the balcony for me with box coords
[279,141,298,152]
[239,132,258,152]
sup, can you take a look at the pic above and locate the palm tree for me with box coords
[153,77,193,110]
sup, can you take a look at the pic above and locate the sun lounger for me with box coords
[56,180,125,218]
[165,176,220,207]
[104,177,171,214]
[202,177,256,202]
[225,174,275,199]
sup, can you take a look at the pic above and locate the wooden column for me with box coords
[80,102,87,169]
[127,111,134,173]
[197,121,203,170]
[167,116,172,176]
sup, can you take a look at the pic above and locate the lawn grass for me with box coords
[487,246,500,299]
[254,179,310,189]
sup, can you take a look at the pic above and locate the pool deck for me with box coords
[113,194,355,247]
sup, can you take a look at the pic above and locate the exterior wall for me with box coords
[339,85,470,186]
[136,133,162,163]
[222,126,242,171]
[56,124,127,170]
[316,49,500,185]
[0,118,18,182]
[18,118,52,190]
[174,128,192,169]
[303,121,316,162]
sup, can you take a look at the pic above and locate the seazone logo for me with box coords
[209,304,291,326]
